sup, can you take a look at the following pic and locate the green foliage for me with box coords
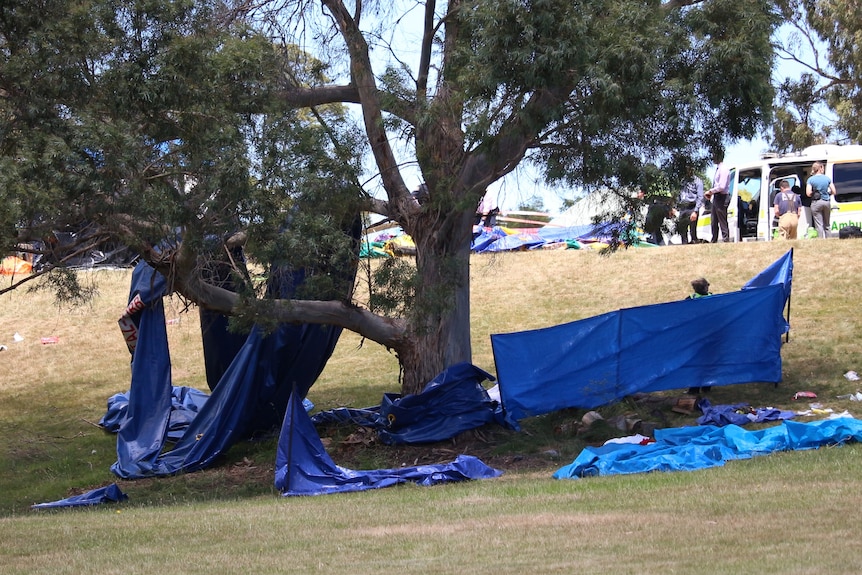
[370,258,416,317]
[29,268,99,307]
[770,74,831,152]
[776,0,862,144]
[451,0,777,189]
[0,0,366,308]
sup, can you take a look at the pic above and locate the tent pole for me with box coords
[785,247,793,343]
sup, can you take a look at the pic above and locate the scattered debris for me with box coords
[40,336,59,345]
[845,371,860,381]
[793,391,817,400]
[837,392,862,401]
[671,397,697,415]
[12,332,24,342]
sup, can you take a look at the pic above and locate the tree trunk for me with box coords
[397,209,474,395]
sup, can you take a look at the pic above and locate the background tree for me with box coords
[1,0,778,395]
[770,74,831,153]
[775,0,862,146]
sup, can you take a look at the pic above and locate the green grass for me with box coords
[2,240,862,573]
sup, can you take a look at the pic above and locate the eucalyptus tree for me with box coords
[775,0,862,146]
[1,0,777,395]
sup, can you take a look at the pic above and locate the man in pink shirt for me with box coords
[705,152,731,242]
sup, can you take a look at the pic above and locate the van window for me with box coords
[833,162,862,203]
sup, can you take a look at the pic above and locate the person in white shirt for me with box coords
[705,152,731,242]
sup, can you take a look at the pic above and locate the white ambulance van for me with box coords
[696,144,862,241]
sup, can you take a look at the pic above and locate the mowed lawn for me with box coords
[1,239,862,574]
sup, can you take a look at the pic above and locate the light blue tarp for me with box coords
[32,483,128,509]
[492,250,793,423]
[275,391,503,496]
[553,417,862,479]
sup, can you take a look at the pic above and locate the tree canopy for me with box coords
[773,0,862,149]
[1,0,779,394]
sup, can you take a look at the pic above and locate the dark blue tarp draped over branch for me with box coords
[491,250,793,424]
[110,262,343,479]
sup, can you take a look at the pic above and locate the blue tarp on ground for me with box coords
[553,417,862,479]
[695,398,796,427]
[275,392,503,496]
[491,250,793,423]
[32,483,128,509]
[310,363,502,445]
[110,262,342,479]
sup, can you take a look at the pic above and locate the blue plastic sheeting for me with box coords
[492,251,793,423]
[101,387,313,441]
[695,398,795,427]
[553,417,862,479]
[309,363,504,444]
[32,483,128,509]
[310,406,382,427]
[378,363,501,444]
[100,386,209,441]
[275,392,503,496]
[472,224,608,253]
[111,262,342,479]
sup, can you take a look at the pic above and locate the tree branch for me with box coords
[320,0,413,211]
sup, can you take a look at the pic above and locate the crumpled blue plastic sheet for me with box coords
[276,392,503,496]
[100,386,210,441]
[695,398,796,427]
[310,362,507,444]
[554,417,862,480]
[31,483,128,510]
[101,386,313,442]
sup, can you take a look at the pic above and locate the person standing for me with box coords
[705,152,731,242]
[676,168,704,244]
[806,161,836,238]
[773,179,802,239]
[643,198,675,246]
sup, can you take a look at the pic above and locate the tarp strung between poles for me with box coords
[275,392,503,496]
[553,417,862,479]
[491,250,793,424]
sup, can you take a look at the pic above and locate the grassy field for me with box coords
[2,239,862,574]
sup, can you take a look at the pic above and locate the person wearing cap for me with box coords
[685,277,712,394]
[774,179,802,239]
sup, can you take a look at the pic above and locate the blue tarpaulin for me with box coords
[310,363,502,444]
[32,483,128,509]
[100,386,209,441]
[553,417,862,479]
[275,392,503,496]
[110,262,342,479]
[695,398,796,427]
[491,250,793,423]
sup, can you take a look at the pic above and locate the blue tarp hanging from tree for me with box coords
[110,262,343,479]
[491,250,793,424]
